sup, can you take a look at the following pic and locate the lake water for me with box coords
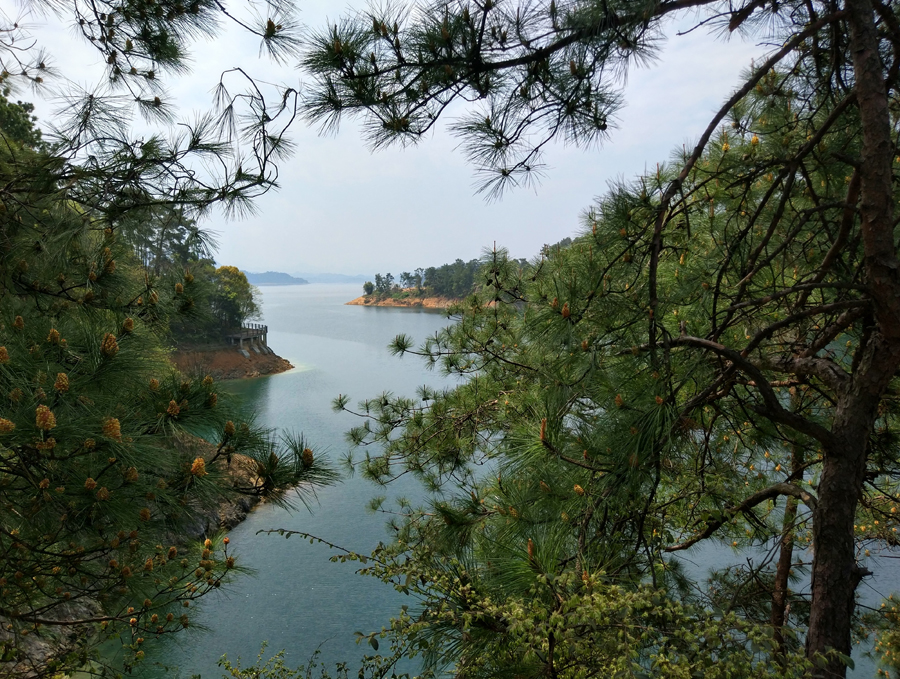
[137,284,452,677]
[135,284,895,678]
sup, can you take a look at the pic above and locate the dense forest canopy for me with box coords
[304,0,900,677]
[365,259,483,298]
[117,204,262,341]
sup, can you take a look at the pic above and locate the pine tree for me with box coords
[0,1,331,675]
[308,1,900,676]
[0,97,338,678]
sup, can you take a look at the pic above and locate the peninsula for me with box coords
[346,291,457,309]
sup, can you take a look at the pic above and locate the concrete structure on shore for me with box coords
[226,323,272,355]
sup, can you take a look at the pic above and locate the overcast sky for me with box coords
[27,1,765,277]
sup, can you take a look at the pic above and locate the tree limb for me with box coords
[665,482,818,552]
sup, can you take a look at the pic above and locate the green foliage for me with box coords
[116,206,263,341]
[370,259,507,299]
[422,259,481,298]
[326,55,900,677]
[0,129,337,677]
[373,272,395,295]
[219,644,349,679]
[118,204,217,277]
[212,266,261,330]
[0,91,42,148]
[0,0,320,672]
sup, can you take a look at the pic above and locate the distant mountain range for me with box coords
[244,271,309,286]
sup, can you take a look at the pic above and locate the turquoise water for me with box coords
[137,284,452,677]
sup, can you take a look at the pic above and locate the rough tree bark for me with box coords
[807,0,900,675]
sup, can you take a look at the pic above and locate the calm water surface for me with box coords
[138,284,452,677]
[135,284,896,678]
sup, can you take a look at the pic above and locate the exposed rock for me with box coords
[170,344,293,380]
[346,293,456,308]
[0,600,101,679]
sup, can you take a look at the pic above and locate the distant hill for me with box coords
[294,272,370,284]
[244,271,309,286]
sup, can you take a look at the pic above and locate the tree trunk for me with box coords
[806,430,868,678]
[771,495,797,658]
[772,444,803,659]
[805,0,900,675]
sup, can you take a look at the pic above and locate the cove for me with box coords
[132,283,898,679]
[136,284,452,677]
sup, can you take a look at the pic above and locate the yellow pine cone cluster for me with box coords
[0,346,8,363]
[101,333,119,357]
[302,448,314,467]
[0,418,15,433]
[103,417,122,441]
[35,405,57,430]
[190,457,207,477]
[54,373,69,392]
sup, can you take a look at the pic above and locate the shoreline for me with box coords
[1,446,264,679]
[170,343,293,380]
[346,294,458,309]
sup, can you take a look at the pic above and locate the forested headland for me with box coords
[354,244,570,306]
[363,259,484,301]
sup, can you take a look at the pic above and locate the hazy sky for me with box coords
[28,1,765,277]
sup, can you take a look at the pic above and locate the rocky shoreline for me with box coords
[1,348,289,677]
[170,344,294,380]
[346,294,457,309]
[0,447,263,679]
